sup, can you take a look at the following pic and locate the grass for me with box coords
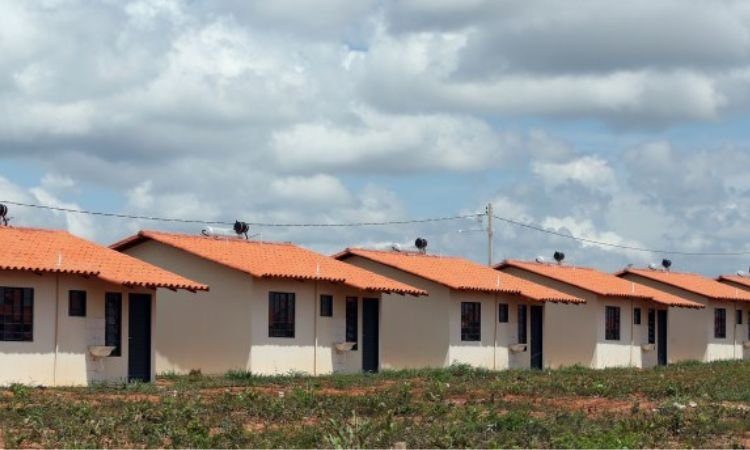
[2,361,750,448]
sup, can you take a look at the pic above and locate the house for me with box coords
[334,248,584,371]
[111,230,426,376]
[0,226,207,386]
[618,267,750,363]
[496,260,703,369]
[717,274,750,358]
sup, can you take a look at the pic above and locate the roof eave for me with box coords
[109,232,148,251]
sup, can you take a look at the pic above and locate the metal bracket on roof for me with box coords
[0,203,9,226]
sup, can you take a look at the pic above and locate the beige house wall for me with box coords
[124,241,382,376]
[340,256,538,371]
[719,280,750,360]
[448,290,538,370]
[0,270,155,386]
[621,273,744,363]
[341,255,451,370]
[500,266,641,369]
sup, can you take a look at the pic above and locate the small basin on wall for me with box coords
[88,346,116,358]
[334,342,356,353]
[509,344,527,353]
[641,344,655,352]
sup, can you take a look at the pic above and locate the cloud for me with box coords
[353,1,750,127]
[271,107,516,173]
[1,0,750,277]
[0,175,96,239]
[532,156,616,193]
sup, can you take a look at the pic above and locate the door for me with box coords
[530,305,544,370]
[362,298,380,373]
[657,310,668,366]
[128,294,152,382]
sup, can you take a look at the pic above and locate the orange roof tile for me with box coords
[335,249,583,303]
[718,274,750,290]
[498,260,703,309]
[621,268,750,302]
[112,231,425,296]
[0,226,207,291]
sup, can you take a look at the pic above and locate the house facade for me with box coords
[334,249,583,371]
[112,231,425,376]
[717,274,750,359]
[619,268,750,363]
[0,226,206,386]
[497,260,703,369]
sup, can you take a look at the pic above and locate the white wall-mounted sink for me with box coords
[334,342,355,352]
[509,344,527,353]
[641,343,655,352]
[88,346,116,358]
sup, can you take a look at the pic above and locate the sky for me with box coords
[2,0,750,275]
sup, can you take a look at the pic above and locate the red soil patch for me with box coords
[502,394,656,418]
[94,393,161,403]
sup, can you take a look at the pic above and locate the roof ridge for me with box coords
[347,247,473,261]
[501,259,599,272]
[0,225,69,234]
[627,267,707,277]
[141,229,297,247]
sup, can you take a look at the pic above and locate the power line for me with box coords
[493,215,750,256]
[2,198,748,256]
[0,199,480,228]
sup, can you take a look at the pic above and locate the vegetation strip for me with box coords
[2,361,750,448]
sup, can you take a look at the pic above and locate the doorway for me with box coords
[128,294,152,382]
[530,305,544,370]
[657,310,668,366]
[362,298,380,373]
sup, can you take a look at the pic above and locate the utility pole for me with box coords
[486,202,494,266]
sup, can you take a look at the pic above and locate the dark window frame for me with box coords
[633,308,641,325]
[648,308,655,344]
[105,293,122,356]
[715,308,727,339]
[605,306,621,341]
[461,302,481,341]
[346,297,358,350]
[320,294,333,317]
[498,303,509,323]
[518,304,527,344]
[68,290,87,317]
[268,292,295,338]
[737,309,743,325]
[0,287,34,342]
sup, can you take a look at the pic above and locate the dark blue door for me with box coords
[128,294,152,382]
[362,298,379,373]
[530,305,544,370]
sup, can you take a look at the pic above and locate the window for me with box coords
[633,308,641,325]
[648,309,655,344]
[738,309,743,325]
[105,293,122,356]
[605,306,620,341]
[461,302,481,341]
[320,295,333,317]
[268,292,295,338]
[715,308,727,339]
[68,290,86,317]
[518,304,527,344]
[498,303,509,323]
[346,297,358,350]
[0,287,33,341]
